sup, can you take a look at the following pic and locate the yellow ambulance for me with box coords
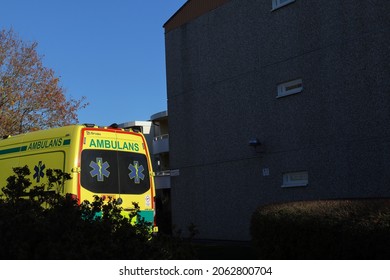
[0,124,156,225]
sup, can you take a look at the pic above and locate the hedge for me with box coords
[0,166,195,259]
[251,199,390,259]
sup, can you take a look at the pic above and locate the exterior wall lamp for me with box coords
[248,138,261,147]
[249,138,264,153]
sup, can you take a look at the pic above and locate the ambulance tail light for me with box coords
[153,197,158,233]
[66,193,78,203]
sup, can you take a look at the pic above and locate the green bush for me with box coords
[251,199,390,259]
[0,166,194,259]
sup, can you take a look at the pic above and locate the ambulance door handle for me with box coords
[71,167,81,173]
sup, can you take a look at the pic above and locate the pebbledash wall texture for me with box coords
[164,0,390,240]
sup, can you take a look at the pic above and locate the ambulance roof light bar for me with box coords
[83,123,96,128]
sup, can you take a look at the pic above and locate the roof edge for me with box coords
[163,1,190,30]
[163,0,230,33]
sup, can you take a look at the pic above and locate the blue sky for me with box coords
[0,0,186,126]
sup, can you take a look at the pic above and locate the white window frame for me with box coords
[281,171,308,188]
[272,0,296,11]
[276,78,303,98]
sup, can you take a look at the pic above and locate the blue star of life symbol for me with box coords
[89,157,110,182]
[128,161,145,184]
[33,161,45,183]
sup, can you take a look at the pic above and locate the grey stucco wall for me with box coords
[165,0,390,240]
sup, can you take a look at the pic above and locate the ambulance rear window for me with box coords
[80,150,150,195]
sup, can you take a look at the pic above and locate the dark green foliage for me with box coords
[0,166,195,259]
[251,199,390,259]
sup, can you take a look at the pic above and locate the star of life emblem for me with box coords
[128,161,145,184]
[33,161,45,183]
[89,157,110,182]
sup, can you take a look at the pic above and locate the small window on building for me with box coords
[277,78,303,98]
[272,0,296,10]
[282,171,308,188]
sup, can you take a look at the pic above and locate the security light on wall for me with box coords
[249,138,261,147]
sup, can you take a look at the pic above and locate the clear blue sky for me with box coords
[0,0,186,126]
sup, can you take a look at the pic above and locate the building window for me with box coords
[277,78,303,98]
[272,0,295,10]
[282,171,308,188]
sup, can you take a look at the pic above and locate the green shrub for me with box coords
[0,166,195,259]
[251,199,390,259]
